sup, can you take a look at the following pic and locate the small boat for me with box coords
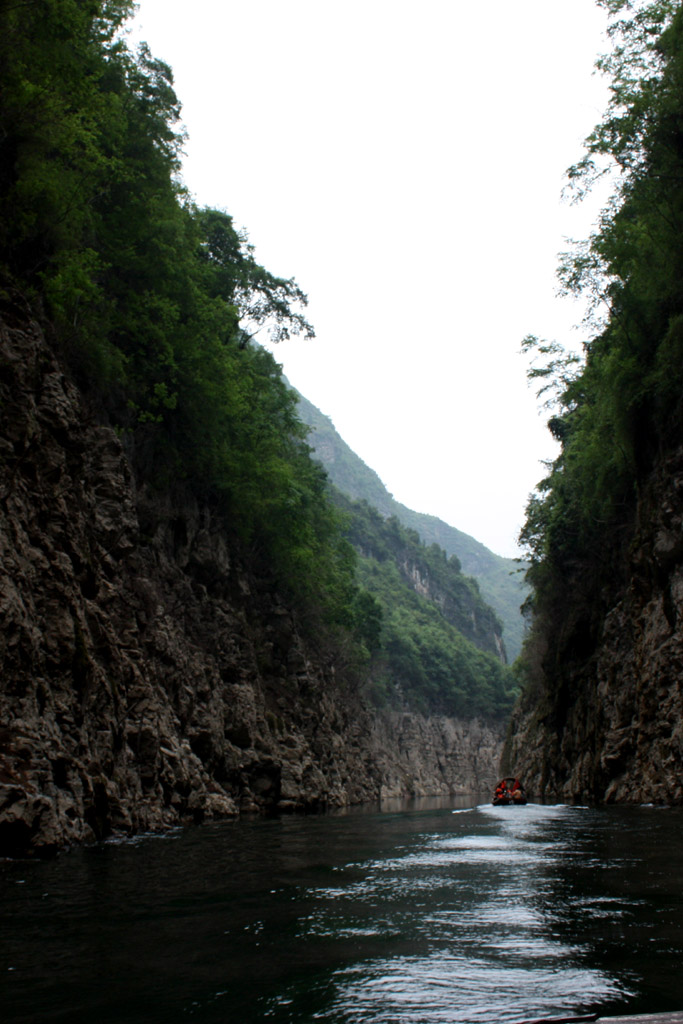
[492,776,527,806]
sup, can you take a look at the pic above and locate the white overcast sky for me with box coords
[130,0,612,558]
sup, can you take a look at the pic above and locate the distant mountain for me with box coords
[331,490,515,718]
[295,392,528,661]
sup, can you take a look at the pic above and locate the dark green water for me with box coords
[2,799,683,1023]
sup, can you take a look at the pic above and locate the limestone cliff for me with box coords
[503,445,683,804]
[396,553,507,664]
[0,297,503,857]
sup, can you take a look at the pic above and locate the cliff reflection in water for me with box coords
[2,801,683,1024]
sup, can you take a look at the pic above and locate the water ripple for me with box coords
[316,953,630,1024]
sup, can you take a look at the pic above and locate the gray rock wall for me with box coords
[504,447,683,805]
[0,299,503,856]
[370,712,504,799]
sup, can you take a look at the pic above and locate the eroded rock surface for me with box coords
[0,298,503,856]
[504,446,683,804]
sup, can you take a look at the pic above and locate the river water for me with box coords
[2,799,683,1024]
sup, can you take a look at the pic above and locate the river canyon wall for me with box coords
[504,443,683,805]
[0,298,504,857]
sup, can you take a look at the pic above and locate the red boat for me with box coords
[492,777,527,805]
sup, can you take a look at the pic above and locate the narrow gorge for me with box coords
[6,0,683,866]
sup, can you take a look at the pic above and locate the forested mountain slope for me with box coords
[296,393,527,660]
[504,0,683,805]
[332,492,515,720]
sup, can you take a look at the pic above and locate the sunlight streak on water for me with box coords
[262,803,641,1023]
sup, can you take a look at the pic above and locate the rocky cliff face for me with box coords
[504,445,683,804]
[397,555,507,663]
[370,712,503,798]
[0,297,503,857]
